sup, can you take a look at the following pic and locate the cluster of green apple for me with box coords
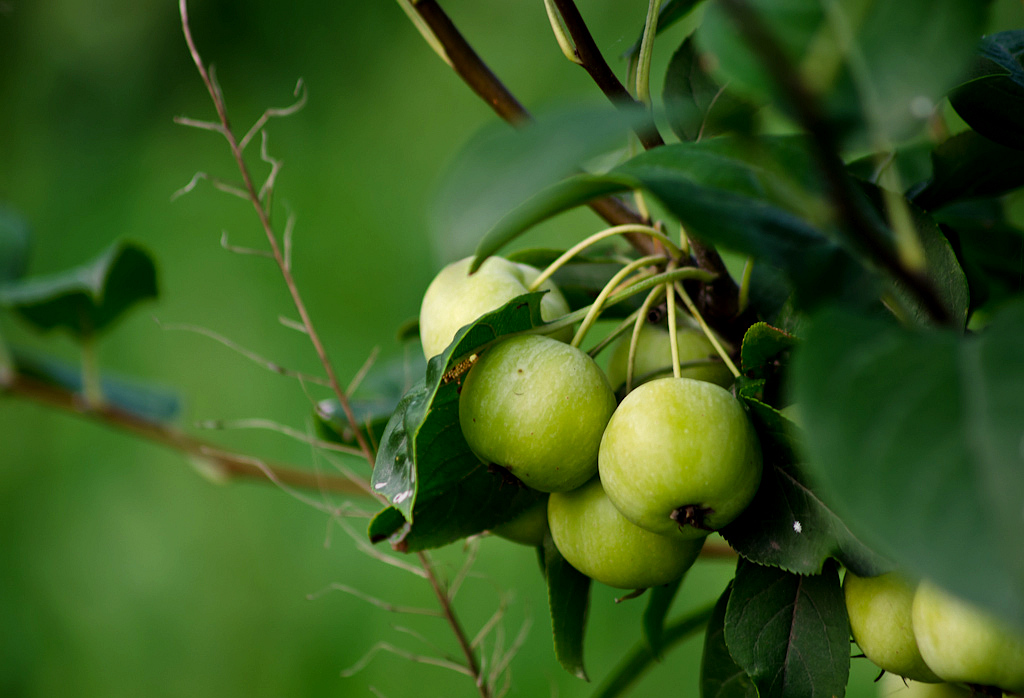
[420,256,763,590]
[844,571,1024,693]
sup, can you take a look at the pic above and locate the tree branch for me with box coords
[549,0,665,149]
[3,371,367,495]
[717,0,951,326]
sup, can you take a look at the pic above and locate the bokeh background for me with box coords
[2,1,1022,696]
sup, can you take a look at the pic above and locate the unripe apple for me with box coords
[605,323,733,391]
[912,582,1024,692]
[459,334,617,492]
[548,478,704,589]
[490,497,549,547]
[877,672,970,698]
[843,572,941,683]
[598,377,762,538]
[419,256,571,359]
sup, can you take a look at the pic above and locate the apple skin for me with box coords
[491,497,549,547]
[843,572,941,683]
[419,256,571,359]
[459,334,617,493]
[877,672,970,698]
[912,582,1024,692]
[598,377,762,539]
[548,478,705,589]
[605,323,733,391]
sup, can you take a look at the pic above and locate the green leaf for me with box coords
[10,346,181,421]
[724,560,849,698]
[663,36,759,141]
[950,30,1024,150]
[315,352,426,446]
[696,0,822,105]
[701,584,758,698]
[642,575,684,659]
[0,204,31,284]
[721,397,889,577]
[543,535,591,681]
[433,106,645,260]
[368,293,553,551]
[479,137,873,311]
[791,301,1024,631]
[0,241,158,339]
[912,130,1024,211]
[825,0,989,143]
[506,247,635,316]
[935,200,1024,309]
[739,323,796,378]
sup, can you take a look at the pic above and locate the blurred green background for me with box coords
[1,1,1021,696]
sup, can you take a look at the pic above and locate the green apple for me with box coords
[598,377,762,538]
[605,323,733,391]
[459,334,617,492]
[843,572,941,683]
[490,497,549,547]
[419,256,571,359]
[548,478,705,589]
[877,672,970,698]
[912,582,1024,692]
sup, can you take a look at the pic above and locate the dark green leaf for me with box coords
[543,535,591,681]
[663,36,759,141]
[315,352,426,446]
[702,584,757,698]
[791,302,1024,632]
[725,560,849,698]
[826,0,989,143]
[368,293,554,551]
[0,204,31,284]
[10,346,180,421]
[739,323,796,377]
[912,130,1024,211]
[936,199,1024,309]
[0,241,158,339]
[950,30,1024,150]
[722,397,889,577]
[642,575,684,659]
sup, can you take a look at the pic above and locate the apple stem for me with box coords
[666,262,681,379]
[673,281,741,378]
[670,504,716,532]
[571,255,664,348]
[738,257,754,315]
[527,224,680,293]
[626,287,665,393]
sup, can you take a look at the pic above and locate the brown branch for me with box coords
[3,371,367,495]
[549,0,665,149]
[418,552,489,698]
[717,0,952,326]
